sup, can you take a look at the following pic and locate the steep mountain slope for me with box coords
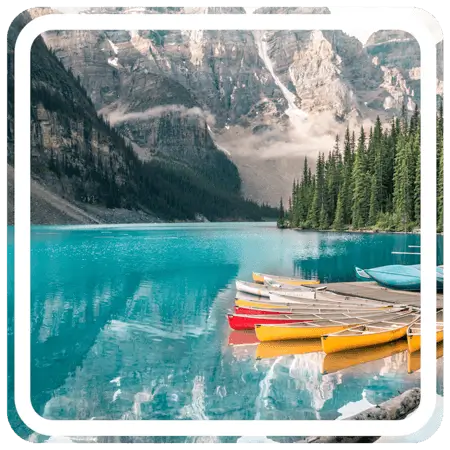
[365,31,420,110]
[8,11,274,224]
[366,30,443,102]
[36,7,428,205]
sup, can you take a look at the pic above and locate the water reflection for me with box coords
[6,225,444,442]
[292,232,443,283]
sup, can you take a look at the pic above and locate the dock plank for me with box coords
[312,281,442,309]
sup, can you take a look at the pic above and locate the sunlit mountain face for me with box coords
[8,9,441,226]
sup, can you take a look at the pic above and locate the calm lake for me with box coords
[7,223,443,442]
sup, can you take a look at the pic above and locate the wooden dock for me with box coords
[315,281,442,309]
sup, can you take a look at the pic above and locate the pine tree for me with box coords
[319,203,329,230]
[410,103,420,136]
[333,191,345,230]
[393,132,415,230]
[384,118,398,212]
[351,130,356,156]
[366,127,375,170]
[437,100,444,232]
[277,197,285,227]
[325,146,338,224]
[298,157,310,225]
[370,116,386,217]
[401,103,408,132]
[352,127,369,228]
[307,179,319,228]
[341,126,354,224]
[414,139,421,227]
[287,196,293,223]
[290,180,298,227]
[368,173,378,226]
[307,153,325,228]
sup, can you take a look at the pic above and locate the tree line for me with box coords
[278,102,443,233]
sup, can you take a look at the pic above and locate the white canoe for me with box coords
[269,292,395,308]
[235,280,270,297]
[236,279,319,298]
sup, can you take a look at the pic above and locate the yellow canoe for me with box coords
[322,340,408,374]
[407,309,443,353]
[321,312,419,354]
[252,272,320,286]
[407,341,444,373]
[256,339,322,359]
[255,309,413,342]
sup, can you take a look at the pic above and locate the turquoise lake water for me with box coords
[7,224,443,442]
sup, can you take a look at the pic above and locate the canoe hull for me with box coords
[255,324,352,342]
[235,299,290,309]
[407,330,444,353]
[357,264,443,291]
[227,314,309,331]
[235,281,269,297]
[272,290,316,300]
[234,305,391,316]
[252,272,320,286]
[234,306,284,315]
[355,267,372,280]
[365,265,421,291]
[235,297,394,311]
[321,325,409,354]
[407,335,421,353]
[269,292,390,309]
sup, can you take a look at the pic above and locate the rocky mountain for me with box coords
[12,7,435,210]
[8,10,276,225]
[366,30,443,101]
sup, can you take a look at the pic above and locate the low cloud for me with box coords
[219,110,373,161]
[100,104,216,127]
[216,111,375,205]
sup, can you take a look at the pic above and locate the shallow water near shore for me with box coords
[7,223,443,442]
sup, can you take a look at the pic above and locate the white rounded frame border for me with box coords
[14,9,438,437]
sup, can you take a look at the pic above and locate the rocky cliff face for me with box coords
[9,10,275,224]
[365,31,421,110]
[364,31,443,106]
[29,7,430,206]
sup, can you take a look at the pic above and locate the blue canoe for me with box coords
[355,264,443,292]
[436,265,444,290]
[355,267,372,280]
[403,264,443,290]
[365,265,421,291]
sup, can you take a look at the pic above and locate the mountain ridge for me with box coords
[8,10,276,224]
[39,6,433,205]
[11,7,440,213]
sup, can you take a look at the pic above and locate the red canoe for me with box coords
[227,313,311,331]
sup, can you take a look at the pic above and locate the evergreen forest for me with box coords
[278,103,444,233]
